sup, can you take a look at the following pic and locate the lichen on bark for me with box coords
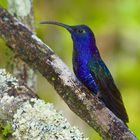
[0,69,88,140]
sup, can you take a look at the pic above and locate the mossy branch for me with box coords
[0,7,137,140]
[0,69,87,139]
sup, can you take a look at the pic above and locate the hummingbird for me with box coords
[41,21,129,124]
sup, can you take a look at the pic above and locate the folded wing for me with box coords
[88,59,129,124]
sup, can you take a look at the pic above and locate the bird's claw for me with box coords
[95,92,102,100]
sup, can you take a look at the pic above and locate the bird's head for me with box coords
[40,21,96,47]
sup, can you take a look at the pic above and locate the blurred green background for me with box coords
[0,0,140,139]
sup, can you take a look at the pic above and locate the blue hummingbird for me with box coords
[41,21,129,124]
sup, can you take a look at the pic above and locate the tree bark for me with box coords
[0,7,137,140]
[7,0,36,91]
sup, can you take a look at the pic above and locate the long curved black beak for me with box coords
[40,21,73,33]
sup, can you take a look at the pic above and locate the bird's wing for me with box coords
[88,59,129,123]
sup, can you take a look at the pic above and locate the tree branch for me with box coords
[0,7,137,140]
[0,69,87,139]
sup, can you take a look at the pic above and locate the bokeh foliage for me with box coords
[0,0,140,139]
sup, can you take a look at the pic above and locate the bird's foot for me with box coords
[95,92,102,100]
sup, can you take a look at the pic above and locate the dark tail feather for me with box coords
[100,80,129,124]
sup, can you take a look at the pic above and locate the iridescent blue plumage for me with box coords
[41,21,129,124]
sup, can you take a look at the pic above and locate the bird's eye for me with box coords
[76,29,86,34]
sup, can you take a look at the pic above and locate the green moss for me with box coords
[51,77,55,81]
[2,123,13,137]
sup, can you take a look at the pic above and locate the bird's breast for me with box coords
[72,55,99,94]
